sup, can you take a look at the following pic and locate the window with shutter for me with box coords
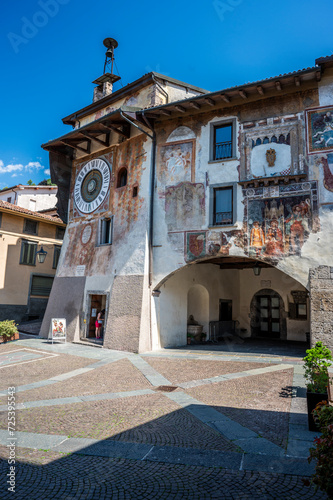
[31,276,54,296]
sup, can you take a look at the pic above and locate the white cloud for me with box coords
[0,163,24,174]
[25,161,44,172]
[0,160,46,175]
[44,169,50,176]
[11,173,18,178]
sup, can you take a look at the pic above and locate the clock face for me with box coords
[74,159,110,214]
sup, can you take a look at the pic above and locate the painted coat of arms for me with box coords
[306,106,333,154]
[186,232,206,262]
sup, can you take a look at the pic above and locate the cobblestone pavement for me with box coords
[0,336,328,499]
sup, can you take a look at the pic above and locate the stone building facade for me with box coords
[41,57,333,353]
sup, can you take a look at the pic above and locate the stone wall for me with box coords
[309,266,333,351]
[103,274,146,353]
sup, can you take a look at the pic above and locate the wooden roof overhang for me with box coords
[136,66,321,123]
[41,108,138,155]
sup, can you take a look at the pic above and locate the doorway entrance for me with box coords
[250,289,286,339]
[87,294,107,339]
[219,299,232,321]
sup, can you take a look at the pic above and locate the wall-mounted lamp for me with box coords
[253,262,261,276]
[37,246,47,264]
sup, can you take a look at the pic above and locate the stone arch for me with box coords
[187,284,209,338]
[167,126,195,143]
[250,288,287,340]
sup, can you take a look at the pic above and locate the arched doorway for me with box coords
[187,284,209,338]
[250,289,287,340]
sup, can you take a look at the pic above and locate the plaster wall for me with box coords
[155,263,309,348]
[16,193,57,211]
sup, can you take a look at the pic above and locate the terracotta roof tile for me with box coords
[0,200,65,224]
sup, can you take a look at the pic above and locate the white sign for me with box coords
[91,308,97,317]
[49,318,66,344]
[76,265,86,276]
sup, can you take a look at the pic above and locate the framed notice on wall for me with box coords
[48,318,66,344]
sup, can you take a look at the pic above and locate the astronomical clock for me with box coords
[74,158,110,214]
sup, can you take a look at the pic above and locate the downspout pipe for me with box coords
[120,111,156,287]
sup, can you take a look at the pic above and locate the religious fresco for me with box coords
[242,182,319,260]
[185,231,207,262]
[207,230,244,256]
[306,106,333,155]
[159,140,194,184]
[165,182,205,231]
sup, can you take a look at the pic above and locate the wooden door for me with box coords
[257,295,280,338]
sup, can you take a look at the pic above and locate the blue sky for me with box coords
[1,0,332,188]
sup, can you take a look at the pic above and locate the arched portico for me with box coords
[152,256,310,349]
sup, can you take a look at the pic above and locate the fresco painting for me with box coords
[307,106,333,154]
[185,231,206,262]
[160,140,194,184]
[243,182,319,260]
[165,182,205,231]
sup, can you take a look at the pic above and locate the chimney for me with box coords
[92,38,121,102]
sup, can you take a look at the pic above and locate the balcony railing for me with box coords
[213,211,233,226]
[215,141,232,160]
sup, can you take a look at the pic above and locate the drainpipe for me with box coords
[119,111,156,287]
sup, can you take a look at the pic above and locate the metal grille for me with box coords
[31,276,54,296]
[213,211,233,226]
[215,141,232,160]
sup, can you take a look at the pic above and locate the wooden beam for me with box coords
[294,76,301,87]
[239,90,247,99]
[275,81,282,91]
[60,139,91,154]
[189,101,201,109]
[257,85,264,96]
[99,122,129,138]
[78,131,108,147]
[159,109,172,116]
[205,97,215,106]
[175,105,186,113]
[316,70,321,82]
[221,94,230,103]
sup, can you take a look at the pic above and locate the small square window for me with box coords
[7,197,12,203]
[20,240,37,266]
[53,246,62,269]
[212,122,234,160]
[99,217,113,245]
[56,226,65,240]
[133,186,138,198]
[213,187,233,226]
[296,303,307,319]
[23,219,38,235]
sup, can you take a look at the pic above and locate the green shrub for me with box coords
[303,342,333,393]
[0,320,18,338]
[307,401,333,497]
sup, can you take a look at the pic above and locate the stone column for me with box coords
[309,266,333,351]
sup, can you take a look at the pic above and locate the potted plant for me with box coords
[187,333,194,345]
[304,401,333,497]
[303,341,333,431]
[0,320,19,343]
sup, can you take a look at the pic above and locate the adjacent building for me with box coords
[0,201,66,323]
[40,48,333,353]
[0,184,58,212]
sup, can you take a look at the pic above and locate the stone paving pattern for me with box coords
[185,368,294,448]
[144,357,272,384]
[14,358,152,403]
[0,337,329,499]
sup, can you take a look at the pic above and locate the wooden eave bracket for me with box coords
[99,122,130,138]
[60,138,91,154]
[78,130,109,147]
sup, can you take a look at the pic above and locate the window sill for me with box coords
[208,224,239,230]
[96,243,112,247]
[208,157,238,164]
[19,263,36,266]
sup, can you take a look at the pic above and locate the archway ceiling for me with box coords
[197,257,273,270]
